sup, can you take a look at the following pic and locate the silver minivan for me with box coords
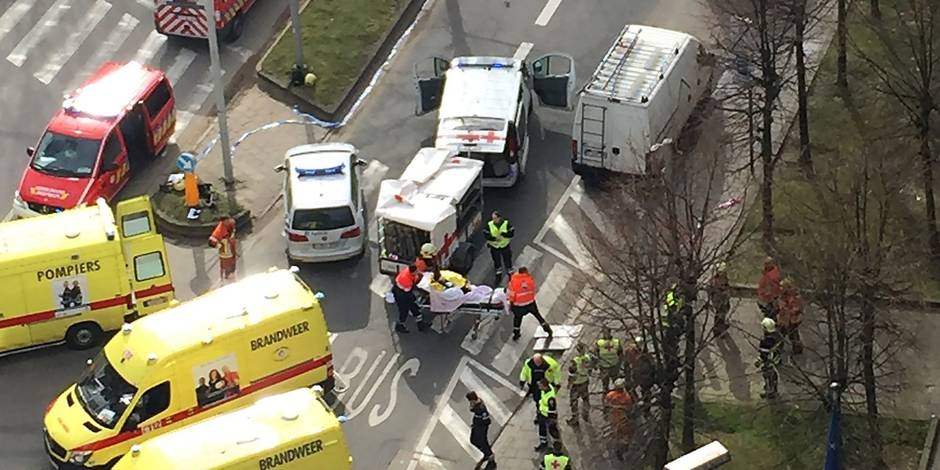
[276,143,367,263]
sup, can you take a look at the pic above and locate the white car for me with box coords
[276,143,368,263]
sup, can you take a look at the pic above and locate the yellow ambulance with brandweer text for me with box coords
[43,268,335,469]
[0,196,173,354]
[111,386,352,470]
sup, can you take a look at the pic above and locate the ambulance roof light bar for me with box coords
[453,57,516,70]
[63,62,149,119]
[95,198,117,241]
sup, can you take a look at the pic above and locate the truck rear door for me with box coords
[115,196,174,316]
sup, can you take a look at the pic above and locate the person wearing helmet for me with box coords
[415,243,437,273]
[708,262,731,336]
[777,277,804,354]
[603,377,635,462]
[757,317,783,399]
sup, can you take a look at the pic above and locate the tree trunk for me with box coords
[653,385,674,468]
[870,0,881,19]
[760,99,776,253]
[919,104,940,261]
[837,0,848,89]
[860,292,886,467]
[795,0,813,172]
[681,306,696,452]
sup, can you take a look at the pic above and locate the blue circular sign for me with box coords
[176,152,196,172]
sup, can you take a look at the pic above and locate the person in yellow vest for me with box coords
[566,342,593,426]
[535,379,559,451]
[544,441,572,469]
[520,353,560,414]
[593,327,623,390]
[484,211,514,281]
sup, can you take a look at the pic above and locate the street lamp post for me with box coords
[288,0,308,86]
[201,0,235,188]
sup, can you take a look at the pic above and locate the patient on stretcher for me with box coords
[417,269,510,314]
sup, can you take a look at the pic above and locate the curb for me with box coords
[153,203,252,241]
[255,0,427,122]
[918,415,938,470]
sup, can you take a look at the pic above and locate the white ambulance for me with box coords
[414,54,576,187]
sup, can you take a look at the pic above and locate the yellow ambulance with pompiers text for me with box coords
[0,196,173,354]
[112,386,352,470]
[42,268,335,469]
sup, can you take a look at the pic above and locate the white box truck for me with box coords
[571,24,713,177]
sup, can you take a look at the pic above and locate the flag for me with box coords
[824,394,842,470]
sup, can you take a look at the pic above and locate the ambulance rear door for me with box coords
[116,197,174,316]
[414,57,449,115]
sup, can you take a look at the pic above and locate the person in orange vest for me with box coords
[507,267,552,341]
[393,264,428,333]
[777,277,804,354]
[757,256,782,320]
[208,216,237,283]
[603,378,635,462]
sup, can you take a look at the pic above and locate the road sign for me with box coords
[176,152,196,172]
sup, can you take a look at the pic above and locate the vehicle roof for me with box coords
[439,56,522,123]
[117,388,342,468]
[51,62,164,137]
[0,201,116,264]
[583,25,697,105]
[375,148,483,231]
[286,143,356,211]
[104,269,318,385]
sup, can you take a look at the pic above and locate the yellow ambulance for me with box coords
[0,196,173,354]
[111,386,352,470]
[43,268,335,469]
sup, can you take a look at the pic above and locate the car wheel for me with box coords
[222,14,244,43]
[65,323,103,350]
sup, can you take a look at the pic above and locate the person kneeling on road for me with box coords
[393,264,429,333]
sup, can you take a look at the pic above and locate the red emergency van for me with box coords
[154,0,258,42]
[13,62,176,217]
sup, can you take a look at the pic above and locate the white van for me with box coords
[571,25,712,177]
[275,143,368,263]
[415,54,576,187]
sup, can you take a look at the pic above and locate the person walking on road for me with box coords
[485,211,514,281]
[208,216,237,284]
[777,277,804,355]
[603,378,635,462]
[757,256,783,320]
[566,343,593,426]
[707,262,732,336]
[507,267,553,341]
[757,317,783,399]
[520,353,560,420]
[535,379,559,452]
[543,441,572,470]
[392,264,428,333]
[465,391,496,469]
[594,327,623,390]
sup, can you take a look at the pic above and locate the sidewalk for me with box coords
[184,84,330,220]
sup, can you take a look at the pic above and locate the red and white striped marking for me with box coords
[155,4,209,38]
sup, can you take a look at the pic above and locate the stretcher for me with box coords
[415,272,511,336]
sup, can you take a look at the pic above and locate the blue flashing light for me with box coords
[295,163,346,177]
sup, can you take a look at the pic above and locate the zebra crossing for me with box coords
[0,0,242,139]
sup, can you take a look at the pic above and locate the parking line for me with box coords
[66,13,139,91]
[534,175,580,245]
[132,30,168,65]
[0,0,32,44]
[534,0,562,26]
[165,49,198,86]
[458,367,512,425]
[513,42,534,61]
[407,356,470,470]
[6,0,72,67]
[35,0,111,84]
[549,215,592,270]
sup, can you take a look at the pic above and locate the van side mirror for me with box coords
[26,147,35,157]
[355,159,369,168]
[274,164,286,173]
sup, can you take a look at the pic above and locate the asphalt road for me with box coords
[0,0,286,218]
[0,0,718,468]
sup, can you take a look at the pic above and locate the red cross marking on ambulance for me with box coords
[455,131,502,143]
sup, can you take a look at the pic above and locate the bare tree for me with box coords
[837,0,849,89]
[855,0,940,261]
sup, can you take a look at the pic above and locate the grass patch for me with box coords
[259,0,408,109]
[693,402,926,470]
[153,188,243,224]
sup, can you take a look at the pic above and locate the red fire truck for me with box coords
[154,0,258,42]
[13,62,176,217]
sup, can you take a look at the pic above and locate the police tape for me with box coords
[194,109,343,162]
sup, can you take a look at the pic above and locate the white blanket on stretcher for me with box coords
[418,273,510,314]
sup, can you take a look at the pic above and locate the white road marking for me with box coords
[368,357,421,427]
[165,48,198,86]
[35,0,111,84]
[132,30,168,65]
[549,214,592,270]
[329,333,337,343]
[492,262,573,374]
[440,403,478,458]
[570,182,619,246]
[2,210,14,222]
[6,0,72,67]
[461,245,542,355]
[370,273,392,297]
[135,0,154,10]
[459,367,511,425]
[408,356,470,470]
[534,0,563,26]
[66,13,139,91]
[0,0,33,44]
[534,175,580,245]
[344,351,403,421]
[418,447,447,468]
[513,42,534,61]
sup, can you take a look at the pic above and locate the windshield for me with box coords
[440,117,505,132]
[75,353,138,429]
[30,131,101,178]
[292,207,355,231]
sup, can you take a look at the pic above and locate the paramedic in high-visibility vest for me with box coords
[534,379,559,452]
[567,342,593,426]
[208,216,237,283]
[594,327,623,390]
[519,353,560,419]
[393,264,428,333]
[507,266,553,341]
[485,211,514,279]
[544,441,573,470]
